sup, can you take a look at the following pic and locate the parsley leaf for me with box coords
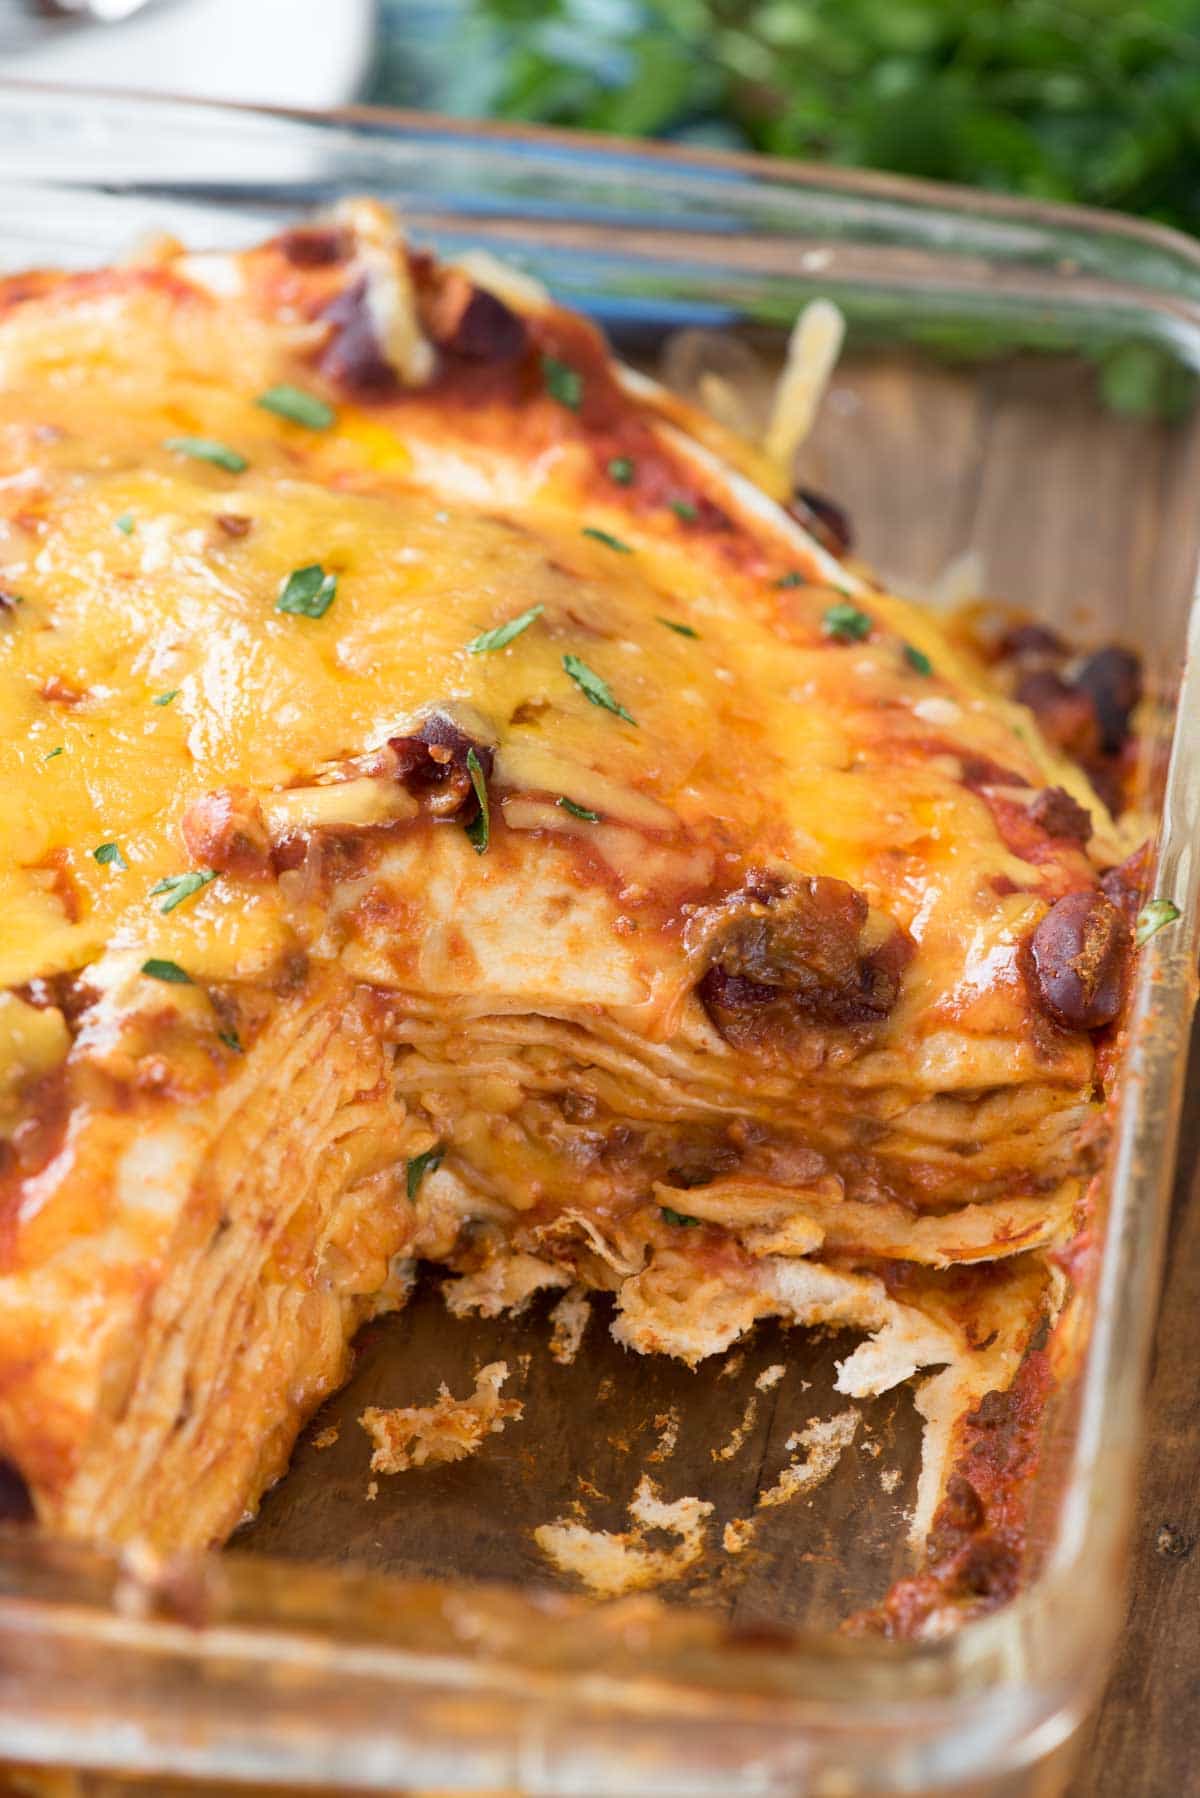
[464,747,490,854]
[776,571,806,589]
[903,643,933,675]
[467,603,544,653]
[406,1145,444,1201]
[607,456,635,485]
[563,653,637,725]
[164,436,248,474]
[277,563,337,619]
[822,600,873,642]
[256,383,335,430]
[1135,897,1182,947]
[660,1205,702,1228]
[670,499,698,522]
[152,689,179,707]
[557,796,600,822]
[582,526,632,554]
[93,841,128,871]
[542,354,584,410]
[149,869,217,914]
[114,512,135,535]
[657,616,699,639]
[141,957,192,985]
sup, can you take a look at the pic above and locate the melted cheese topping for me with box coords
[0,216,1118,1572]
[0,259,1115,1042]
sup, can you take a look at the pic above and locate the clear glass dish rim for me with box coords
[0,79,1196,1792]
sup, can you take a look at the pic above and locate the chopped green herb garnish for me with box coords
[218,1027,244,1053]
[903,643,933,676]
[563,653,637,725]
[557,796,600,822]
[149,869,217,914]
[670,499,699,523]
[660,1205,702,1228]
[141,958,192,985]
[607,456,635,485]
[776,571,806,589]
[114,512,135,535]
[152,689,179,707]
[464,747,490,854]
[256,383,335,431]
[581,526,632,554]
[276,563,337,619]
[1135,897,1182,947]
[164,435,248,474]
[657,616,699,639]
[406,1145,444,1201]
[467,603,544,654]
[822,600,873,642]
[93,841,128,871]
[541,354,584,410]
[42,746,63,762]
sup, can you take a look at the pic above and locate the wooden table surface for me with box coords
[1070,1025,1200,1796]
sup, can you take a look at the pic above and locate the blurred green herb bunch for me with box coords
[416,0,1200,234]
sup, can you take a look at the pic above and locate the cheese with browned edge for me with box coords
[0,205,1136,1602]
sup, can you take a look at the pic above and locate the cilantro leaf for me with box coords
[541,354,584,410]
[464,746,490,854]
[42,746,63,762]
[277,563,337,619]
[822,600,873,642]
[256,383,335,430]
[563,653,636,724]
[114,512,135,535]
[582,526,632,554]
[657,616,699,638]
[152,689,179,707]
[557,796,600,821]
[164,436,248,474]
[149,869,217,914]
[93,841,128,871]
[1135,898,1182,947]
[467,603,544,653]
[219,1027,244,1053]
[406,1145,444,1201]
[670,499,698,522]
[607,456,635,484]
[903,643,933,675]
[141,958,193,985]
[660,1205,702,1228]
[776,571,806,589]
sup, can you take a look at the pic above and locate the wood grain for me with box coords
[1069,1023,1200,1797]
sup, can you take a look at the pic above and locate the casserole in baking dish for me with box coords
[0,194,1169,1642]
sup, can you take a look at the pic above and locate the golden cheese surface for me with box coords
[0,227,1120,1049]
[0,209,1141,1563]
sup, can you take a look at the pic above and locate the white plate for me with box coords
[4,0,378,110]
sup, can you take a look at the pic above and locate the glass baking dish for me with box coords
[0,81,1197,1797]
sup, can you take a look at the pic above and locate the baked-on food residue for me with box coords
[0,198,1173,1632]
[535,1474,714,1597]
[360,1362,522,1476]
[540,1408,860,1587]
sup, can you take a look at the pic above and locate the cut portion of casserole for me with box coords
[0,204,1141,1557]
